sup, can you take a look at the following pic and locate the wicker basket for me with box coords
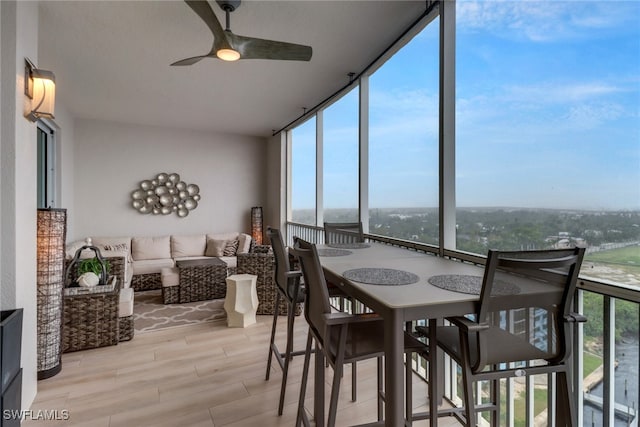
[62,279,119,352]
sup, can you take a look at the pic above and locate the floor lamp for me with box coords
[36,208,67,379]
[251,206,263,245]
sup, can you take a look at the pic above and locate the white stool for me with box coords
[224,274,258,327]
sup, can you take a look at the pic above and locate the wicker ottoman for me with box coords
[175,258,227,303]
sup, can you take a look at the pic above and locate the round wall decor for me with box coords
[131,172,201,218]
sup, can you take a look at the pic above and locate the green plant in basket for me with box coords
[78,257,111,283]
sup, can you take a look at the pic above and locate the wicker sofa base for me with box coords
[162,286,180,304]
[132,273,162,291]
[118,315,134,342]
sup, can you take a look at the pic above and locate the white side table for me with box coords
[224,274,258,327]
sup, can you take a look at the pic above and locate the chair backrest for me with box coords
[323,222,364,244]
[475,247,585,369]
[266,227,298,300]
[291,237,332,343]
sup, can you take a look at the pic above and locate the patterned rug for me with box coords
[133,290,226,333]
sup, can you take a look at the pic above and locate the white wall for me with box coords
[70,119,267,241]
[0,0,40,409]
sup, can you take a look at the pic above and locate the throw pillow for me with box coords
[205,239,227,257]
[103,243,128,251]
[223,239,239,256]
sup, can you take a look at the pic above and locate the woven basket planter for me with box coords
[63,287,119,352]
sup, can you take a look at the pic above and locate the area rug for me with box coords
[133,290,226,333]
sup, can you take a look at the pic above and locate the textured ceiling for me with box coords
[38,1,428,137]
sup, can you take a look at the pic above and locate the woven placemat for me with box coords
[327,242,371,249]
[343,268,419,286]
[317,248,353,257]
[428,275,520,295]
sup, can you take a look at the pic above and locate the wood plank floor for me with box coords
[26,314,462,426]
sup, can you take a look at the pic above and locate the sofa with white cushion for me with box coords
[66,232,254,292]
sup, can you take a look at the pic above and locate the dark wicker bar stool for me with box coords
[265,227,306,415]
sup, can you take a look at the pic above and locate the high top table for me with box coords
[315,241,565,427]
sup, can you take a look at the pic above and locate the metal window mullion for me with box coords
[439,0,456,255]
[506,310,514,427]
[359,76,369,234]
[525,309,534,426]
[285,130,293,227]
[603,296,615,427]
[316,111,324,228]
[575,289,585,427]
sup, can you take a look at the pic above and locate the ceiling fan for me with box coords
[171,0,313,65]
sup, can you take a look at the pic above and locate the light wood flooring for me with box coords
[26,314,463,427]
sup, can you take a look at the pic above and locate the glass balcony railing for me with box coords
[286,221,640,427]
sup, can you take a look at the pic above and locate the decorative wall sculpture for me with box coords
[131,173,200,218]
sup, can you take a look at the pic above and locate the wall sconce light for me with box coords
[25,58,56,122]
[251,206,263,245]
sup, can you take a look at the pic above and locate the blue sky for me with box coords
[292,0,640,211]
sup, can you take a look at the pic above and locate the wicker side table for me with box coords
[176,258,228,303]
[62,277,119,353]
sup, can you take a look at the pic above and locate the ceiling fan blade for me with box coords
[228,33,312,61]
[184,0,227,43]
[170,55,211,66]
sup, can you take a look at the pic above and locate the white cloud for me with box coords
[457,0,637,42]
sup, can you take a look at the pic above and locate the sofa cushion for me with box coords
[132,258,175,275]
[219,256,237,269]
[119,288,134,317]
[132,236,171,260]
[171,235,206,258]
[237,233,252,254]
[161,267,179,287]
[206,232,239,242]
[205,239,227,257]
[92,236,132,254]
[223,239,239,256]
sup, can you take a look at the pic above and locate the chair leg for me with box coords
[296,332,314,427]
[351,361,357,401]
[277,299,297,415]
[328,355,344,427]
[459,334,476,426]
[266,292,282,381]
[556,370,575,427]
[406,352,413,423]
[377,356,384,421]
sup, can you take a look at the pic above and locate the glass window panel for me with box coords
[368,20,440,245]
[455,1,640,287]
[323,88,359,222]
[291,117,317,225]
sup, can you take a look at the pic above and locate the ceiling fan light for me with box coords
[217,48,240,61]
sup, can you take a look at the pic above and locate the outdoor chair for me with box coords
[292,237,424,426]
[265,227,306,415]
[323,221,368,399]
[418,247,586,427]
[323,221,364,244]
